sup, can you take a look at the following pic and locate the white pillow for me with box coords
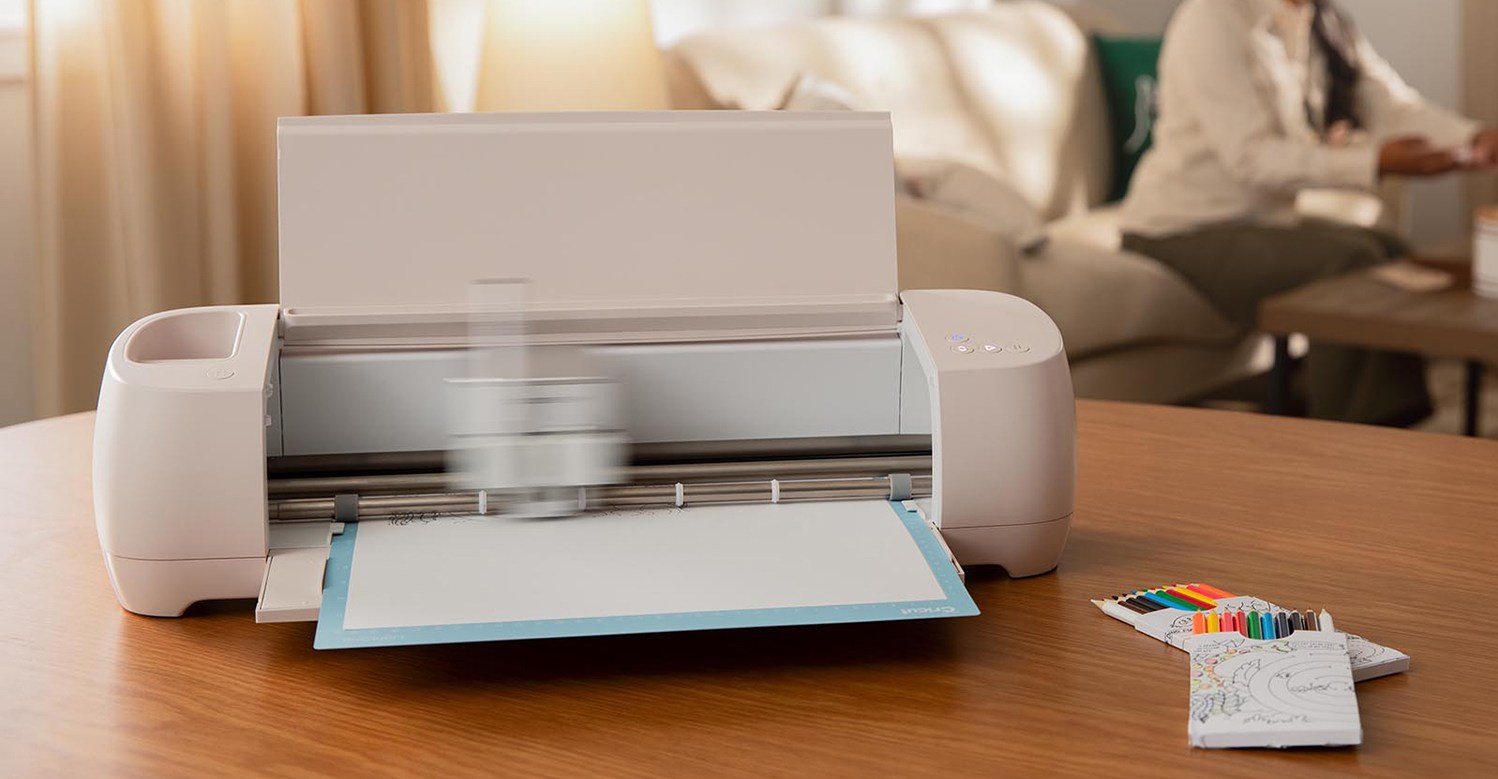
[772,80,1048,255]
[776,73,915,196]
[897,159,1049,254]
[777,71,859,111]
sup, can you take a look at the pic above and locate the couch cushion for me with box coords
[923,5,1114,219]
[664,16,1005,177]
[1023,211,1242,358]
[1046,203,1126,252]
[665,2,1114,219]
[897,158,1048,253]
[895,195,1023,295]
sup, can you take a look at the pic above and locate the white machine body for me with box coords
[93,112,1075,618]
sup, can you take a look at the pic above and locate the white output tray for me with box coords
[313,499,976,649]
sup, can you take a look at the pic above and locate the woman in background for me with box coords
[1121,0,1498,426]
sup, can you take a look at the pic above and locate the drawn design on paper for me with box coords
[1189,637,1357,726]
[1345,633,1398,666]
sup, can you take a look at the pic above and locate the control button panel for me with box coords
[940,336,1029,356]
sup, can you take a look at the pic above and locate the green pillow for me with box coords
[1093,34,1163,202]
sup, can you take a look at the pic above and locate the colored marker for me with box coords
[1206,611,1220,634]
[1320,610,1335,632]
[1261,611,1277,640]
[1185,583,1234,599]
[1193,612,1207,634]
[1247,611,1259,639]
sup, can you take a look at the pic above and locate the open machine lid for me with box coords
[276,111,899,345]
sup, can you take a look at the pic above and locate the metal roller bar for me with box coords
[268,475,931,521]
[269,472,451,498]
[628,455,931,482]
[267,455,933,498]
[265,436,935,477]
[628,435,932,464]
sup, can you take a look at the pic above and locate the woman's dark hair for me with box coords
[1311,0,1363,131]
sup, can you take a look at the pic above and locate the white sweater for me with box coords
[1121,0,1477,237]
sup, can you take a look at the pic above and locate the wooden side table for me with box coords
[1259,256,1498,435]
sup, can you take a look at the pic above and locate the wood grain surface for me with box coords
[1259,257,1498,364]
[3,403,1497,777]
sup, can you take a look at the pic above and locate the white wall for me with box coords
[0,0,34,428]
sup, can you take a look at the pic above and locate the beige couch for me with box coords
[663,2,1280,403]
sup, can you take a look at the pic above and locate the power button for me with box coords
[205,368,236,380]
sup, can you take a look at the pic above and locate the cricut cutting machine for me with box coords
[94,112,1075,644]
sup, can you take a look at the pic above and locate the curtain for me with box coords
[29,0,438,416]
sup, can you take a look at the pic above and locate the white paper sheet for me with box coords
[339,500,951,632]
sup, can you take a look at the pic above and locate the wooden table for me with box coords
[1259,256,1498,435]
[4,404,1498,777]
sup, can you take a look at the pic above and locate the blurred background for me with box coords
[0,0,1494,428]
